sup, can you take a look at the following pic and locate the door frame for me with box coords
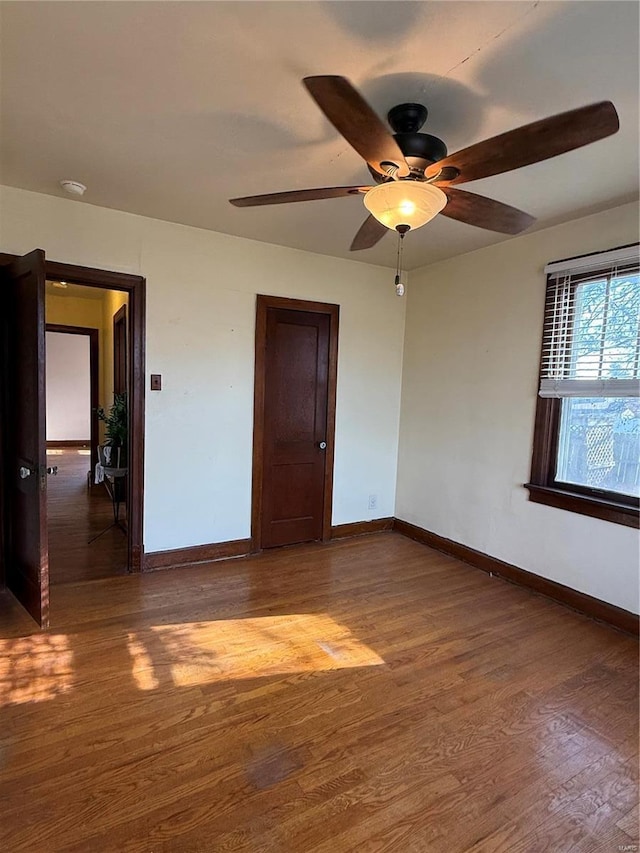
[0,254,146,574]
[45,324,100,473]
[251,294,339,552]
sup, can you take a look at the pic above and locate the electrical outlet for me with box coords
[368,494,378,511]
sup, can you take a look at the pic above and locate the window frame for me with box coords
[526,257,640,529]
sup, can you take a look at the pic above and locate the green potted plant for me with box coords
[97,393,128,470]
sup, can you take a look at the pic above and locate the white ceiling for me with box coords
[1,1,638,270]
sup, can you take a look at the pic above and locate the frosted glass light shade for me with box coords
[363,181,447,231]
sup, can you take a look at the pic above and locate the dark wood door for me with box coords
[3,250,49,626]
[261,307,331,548]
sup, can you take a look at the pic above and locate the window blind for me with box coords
[544,244,640,278]
[539,245,640,399]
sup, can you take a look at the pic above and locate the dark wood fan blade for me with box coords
[350,214,388,251]
[304,76,410,178]
[441,188,535,234]
[427,102,619,185]
[230,186,372,207]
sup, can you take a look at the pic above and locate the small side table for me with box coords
[89,466,128,543]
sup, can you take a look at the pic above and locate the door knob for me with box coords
[47,466,58,476]
[318,441,327,450]
[19,466,32,479]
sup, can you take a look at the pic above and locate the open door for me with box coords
[2,249,50,627]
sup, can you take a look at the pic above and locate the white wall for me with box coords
[45,332,91,441]
[396,201,640,614]
[0,185,406,552]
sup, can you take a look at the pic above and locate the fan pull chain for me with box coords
[394,230,405,297]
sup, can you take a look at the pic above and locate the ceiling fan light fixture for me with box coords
[364,181,447,232]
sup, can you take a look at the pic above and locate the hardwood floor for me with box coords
[0,533,637,852]
[47,447,128,584]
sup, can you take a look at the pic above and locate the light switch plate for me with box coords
[150,374,162,391]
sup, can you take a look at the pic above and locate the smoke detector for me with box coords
[59,180,86,197]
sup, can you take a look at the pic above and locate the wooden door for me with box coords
[3,250,49,626]
[255,297,339,549]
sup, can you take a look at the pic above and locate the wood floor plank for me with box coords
[1,532,637,851]
[617,801,640,837]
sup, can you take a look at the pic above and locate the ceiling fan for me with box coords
[230,76,620,251]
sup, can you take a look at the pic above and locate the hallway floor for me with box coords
[47,447,128,584]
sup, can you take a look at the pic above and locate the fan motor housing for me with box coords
[397,131,447,166]
[370,102,448,182]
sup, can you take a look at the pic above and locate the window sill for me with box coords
[525,483,639,529]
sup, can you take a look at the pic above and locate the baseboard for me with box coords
[143,538,251,571]
[143,518,394,572]
[393,518,639,637]
[143,519,394,571]
[47,440,90,448]
[331,518,394,539]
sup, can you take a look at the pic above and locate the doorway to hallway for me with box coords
[0,251,145,627]
[45,292,130,585]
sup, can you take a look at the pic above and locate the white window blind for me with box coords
[539,245,640,399]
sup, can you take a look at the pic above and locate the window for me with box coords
[527,244,639,528]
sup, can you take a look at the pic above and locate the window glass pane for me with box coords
[572,272,640,379]
[556,397,640,497]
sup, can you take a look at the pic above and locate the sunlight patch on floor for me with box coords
[0,635,74,706]
[127,634,160,690]
[127,614,384,690]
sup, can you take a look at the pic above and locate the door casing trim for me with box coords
[252,294,339,553]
